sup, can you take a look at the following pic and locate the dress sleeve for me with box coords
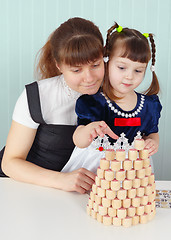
[12,89,39,129]
[75,94,103,125]
[145,95,162,135]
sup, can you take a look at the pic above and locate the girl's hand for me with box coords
[144,138,159,156]
[59,168,96,194]
[86,121,118,143]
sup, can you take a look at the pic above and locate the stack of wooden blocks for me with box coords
[87,139,156,227]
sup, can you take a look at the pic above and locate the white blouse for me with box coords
[12,75,82,129]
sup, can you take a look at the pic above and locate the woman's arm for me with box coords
[2,121,95,193]
[73,121,118,148]
[143,132,159,156]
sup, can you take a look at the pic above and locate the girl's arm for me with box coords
[2,121,95,194]
[143,132,159,156]
[73,121,118,148]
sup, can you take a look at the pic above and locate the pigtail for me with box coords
[144,34,160,95]
[105,22,119,57]
[34,38,61,80]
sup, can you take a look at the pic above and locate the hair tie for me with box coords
[116,25,123,33]
[143,33,149,38]
[150,65,155,72]
[103,56,109,63]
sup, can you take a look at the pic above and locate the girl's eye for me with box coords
[135,70,142,73]
[92,63,100,68]
[118,66,125,70]
[72,68,81,73]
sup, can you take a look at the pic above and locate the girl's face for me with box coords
[108,52,147,98]
[58,56,104,95]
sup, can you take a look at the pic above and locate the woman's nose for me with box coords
[84,69,94,82]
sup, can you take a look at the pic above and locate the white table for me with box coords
[0,179,171,240]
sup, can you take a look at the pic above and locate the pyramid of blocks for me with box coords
[87,139,156,227]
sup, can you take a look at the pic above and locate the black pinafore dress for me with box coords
[0,82,76,177]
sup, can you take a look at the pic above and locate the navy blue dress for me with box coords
[76,91,162,144]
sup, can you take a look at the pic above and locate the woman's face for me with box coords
[58,56,104,95]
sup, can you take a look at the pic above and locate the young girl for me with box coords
[0,17,107,194]
[63,22,162,173]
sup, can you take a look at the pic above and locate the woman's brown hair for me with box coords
[103,22,160,100]
[35,17,104,80]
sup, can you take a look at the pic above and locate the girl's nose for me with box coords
[126,70,133,80]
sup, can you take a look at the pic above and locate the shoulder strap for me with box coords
[25,81,46,124]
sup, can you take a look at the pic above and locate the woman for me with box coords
[0,17,105,194]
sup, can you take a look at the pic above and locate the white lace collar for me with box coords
[61,75,82,100]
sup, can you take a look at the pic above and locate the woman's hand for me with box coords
[58,168,96,194]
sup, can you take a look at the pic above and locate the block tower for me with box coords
[86,138,156,227]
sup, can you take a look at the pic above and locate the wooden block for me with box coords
[127,206,136,217]
[148,174,155,184]
[86,204,91,216]
[132,178,141,188]
[136,168,146,179]
[117,208,127,219]
[106,189,116,200]
[116,149,126,161]
[88,198,94,208]
[98,204,107,216]
[104,169,115,181]
[126,168,136,180]
[94,194,102,205]
[123,159,132,171]
[136,205,145,216]
[95,176,101,186]
[112,198,122,209]
[148,192,156,203]
[140,213,148,224]
[108,207,117,217]
[141,176,149,187]
[134,139,145,150]
[139,148,149,159]
[97,187,106,198]
[102,197,112,208]
[132,197,141,208]
[111,180,120,191]
[105,149,115,160]
[116,169,125,181]
[145,184,152,196]
[117,188,127,200]
[113,217,122,226]
[103,215,112,226]
[92,184,97,194]
[101,179,110,190]
[145,165,152,176]
[128,149,138,161]
[122,217,132,227]
[122,179,133,190]
[90,191,95,201]
[91,209,97,219]
[111,160,121,171]
[143,158,150,168]
[132,215,139,225]
[96,213,103,223]
[97,167,104,178]
[122,198,131,208]
[136,186,145,197]
[100,158,110,170]
[140,195,149,206]
[93,202,99,212]
[127,188,136,199]
[144,202,152,214]
[133,159,143,170]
